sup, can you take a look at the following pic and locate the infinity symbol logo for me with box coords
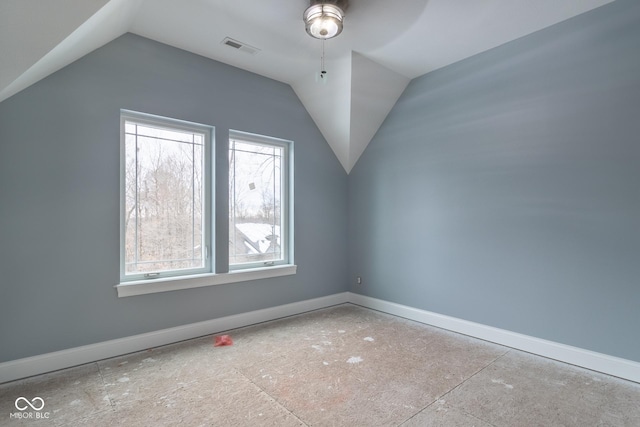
[15,397,45,411]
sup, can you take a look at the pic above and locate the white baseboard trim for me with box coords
[0,292,349,384]
[3,291,638,385]
[348,292,640,384]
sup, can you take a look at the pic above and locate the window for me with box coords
[229,131,292,269]
[118,111,295,296]
[120,111,212,281]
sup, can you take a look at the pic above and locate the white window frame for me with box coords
[228,130,294,271]
[116,113,296,298]
[119,110,213,283]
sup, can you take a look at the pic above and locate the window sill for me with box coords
[115,264,297,298]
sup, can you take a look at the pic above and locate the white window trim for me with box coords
[115,264,297,297]
[228,130,294,270]
[120,110,213,282]
[117,113,297,297]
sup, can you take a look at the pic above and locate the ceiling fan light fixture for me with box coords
[304,3,345,40]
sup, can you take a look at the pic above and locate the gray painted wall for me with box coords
[0,34,348,362]
[2,1,639,367]
[349,0,640,362]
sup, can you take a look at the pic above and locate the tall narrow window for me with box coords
[120,111,212,281]
[229,131,291,269]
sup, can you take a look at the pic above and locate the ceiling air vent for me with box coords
[221,37,260,55]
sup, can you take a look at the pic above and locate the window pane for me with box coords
[124,119,206,276]
[133,124,200,144]
[229,138,285,266]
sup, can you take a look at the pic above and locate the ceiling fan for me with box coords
[303,0,349,40]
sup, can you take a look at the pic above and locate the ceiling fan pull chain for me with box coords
[320,39,327,80]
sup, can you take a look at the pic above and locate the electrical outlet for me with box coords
[356,276,362,285]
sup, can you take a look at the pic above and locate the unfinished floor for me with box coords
[1,304,639,426]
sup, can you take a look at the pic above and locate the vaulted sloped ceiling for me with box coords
[292,52,410,172]
[0,0,109,91]
[0,0,615,172]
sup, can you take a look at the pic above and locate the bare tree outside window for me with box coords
[120,113,289,284]
[123,118,208,277]
[229,137,286,267]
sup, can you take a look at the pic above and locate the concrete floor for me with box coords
[1,304,639,426]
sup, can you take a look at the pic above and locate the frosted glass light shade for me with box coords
[304,4,345,39]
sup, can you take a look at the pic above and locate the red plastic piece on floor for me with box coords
[214,335,233,347]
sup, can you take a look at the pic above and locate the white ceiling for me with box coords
[0,0,614,172]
